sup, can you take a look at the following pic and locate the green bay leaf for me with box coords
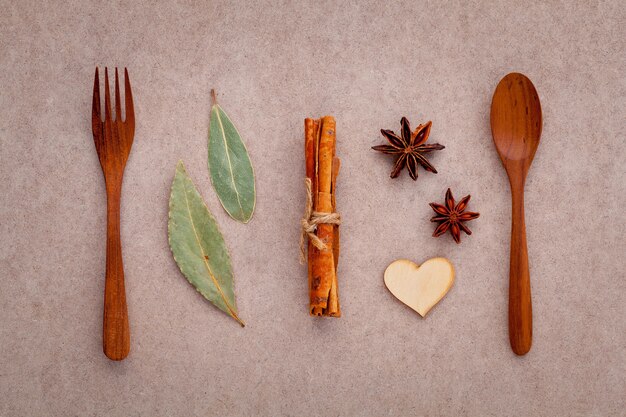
[208,102,256,223]
[168,161,244,326]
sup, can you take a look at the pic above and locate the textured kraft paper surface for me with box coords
[0,1,624,416]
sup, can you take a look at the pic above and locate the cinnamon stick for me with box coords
[304,118,318,307]
[304,116,340,317]
[328,157,341,316]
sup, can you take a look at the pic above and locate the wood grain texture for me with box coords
[384,258,455,317]
[92,67,135,360]
[490,73,542,356]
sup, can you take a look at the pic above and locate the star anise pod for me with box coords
[430,188,480,244]
[372,117,444,180]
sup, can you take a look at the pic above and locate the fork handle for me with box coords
[509,184,532,355]
[103,184,130,360]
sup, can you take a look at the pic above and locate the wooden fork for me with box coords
[92,67,135,360]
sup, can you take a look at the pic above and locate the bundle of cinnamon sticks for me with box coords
[304,116,341,317]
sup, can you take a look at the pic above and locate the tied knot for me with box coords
[300,178,341,264]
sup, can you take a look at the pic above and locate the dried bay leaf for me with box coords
[168,161,244,326]
[208,91,256,223]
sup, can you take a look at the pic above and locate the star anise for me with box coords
[372,117,444,180]
[430,188,480,244]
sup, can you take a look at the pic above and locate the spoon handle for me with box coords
[509,184,532,355]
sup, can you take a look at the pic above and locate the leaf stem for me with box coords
[211,89,217,106]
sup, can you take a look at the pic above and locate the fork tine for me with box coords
[124,68,135,134]
[114,68,122,122]
[104,67,112,123]
[92,68,102,134]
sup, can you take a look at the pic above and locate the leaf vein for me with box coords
[182,175,243,325]
[214,106,245,220]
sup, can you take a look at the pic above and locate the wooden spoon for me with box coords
[490,73,542,355]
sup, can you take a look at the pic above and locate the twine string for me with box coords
[300,178,341,264]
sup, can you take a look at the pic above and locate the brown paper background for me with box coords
[1,1,624,416]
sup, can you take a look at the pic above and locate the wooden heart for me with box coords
[384,258,455,317]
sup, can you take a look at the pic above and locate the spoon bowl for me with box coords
[490,73,542,355]
[491,73,542,169]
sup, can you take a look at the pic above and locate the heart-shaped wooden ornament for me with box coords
[384,258,455,317]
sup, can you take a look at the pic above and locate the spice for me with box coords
[372,118,444,180]
[168,161,244,326]
[302,116,341,317]
[208,89,256,223]
[430,188,480,244]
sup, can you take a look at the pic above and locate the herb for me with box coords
[372,118,444,180]
[208,90,256,223]
[168,161,244,326]
[430,188,480,244]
